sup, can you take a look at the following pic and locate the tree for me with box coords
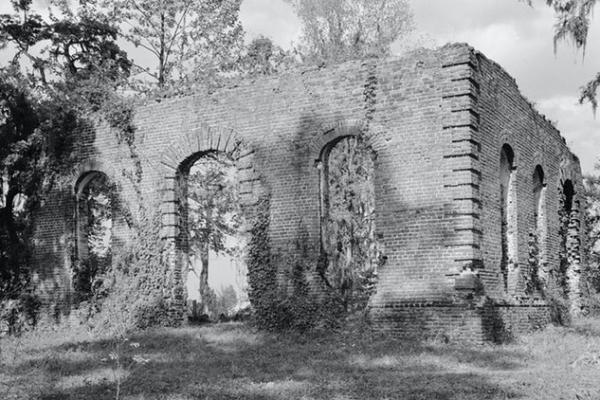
[286,0,413,64]
[532,0,600,111]
[81,0,244,94]
[186,154,241,317]
[1,1,130,99]
[0,0,131,318]
[583,173,600,296]
[238,36,297,76]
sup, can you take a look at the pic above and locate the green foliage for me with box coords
[72,173,114,303]
[187,155,241,260]
[287,0,413,64]
[85,0,245,94]
[246,199,345,332]
[322,135,379,313]
[557,194,571,296]
[526,231,543,295]
[88,206,180,334]
[0,1,133,332]
[546,288,573,326]
[546,191,573,325]
[0,291,40,335]
[281,251,346,332]
[246,196,280,329]
[238,36,298,76]
[0,2,131,91]
[186,153,242,317]
[583,174,600,296]
[533,0,600,110]
[247,138,379,332]
[205,285,238,318]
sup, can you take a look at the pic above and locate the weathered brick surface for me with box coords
[31,43,584,341]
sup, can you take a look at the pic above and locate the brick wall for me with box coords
[31,43,585,341]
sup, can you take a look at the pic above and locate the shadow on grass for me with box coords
[9,323,528,400]
[566,318,600,338]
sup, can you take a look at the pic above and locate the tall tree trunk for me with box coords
[158,13,166,89]
[199,240,210,315]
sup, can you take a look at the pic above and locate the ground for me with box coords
[1,318,600,400]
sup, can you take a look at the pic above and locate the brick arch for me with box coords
[158,123,261,319]
[531,151,546,175]
[558,157,578,188]
[72,159,116,195]
[160,123,243,173]
[159,123,260,239]
[309,119,386,164]
[497,136,519,168]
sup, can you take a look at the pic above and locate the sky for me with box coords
[239,0,600,175]
[1,0,599,174]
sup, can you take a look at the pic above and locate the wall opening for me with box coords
[318,135,378,312]
[528,165,545,293]
[499,144,516,292]
[178,152,247,320]
[74,171,113,302]
[558,179,582,311]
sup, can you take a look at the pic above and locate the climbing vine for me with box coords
[526,231,542,295]
[246,196,281,329]
[546,189,573,325]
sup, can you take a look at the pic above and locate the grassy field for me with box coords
[1,318,600,400]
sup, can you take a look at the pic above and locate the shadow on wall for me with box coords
[480,297,512,344]
[286,111,460,313]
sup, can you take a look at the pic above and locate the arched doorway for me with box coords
[73,171,113,302]
[318,135,378,312]
[177,152,247,320]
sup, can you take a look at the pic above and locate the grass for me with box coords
[2,318,600,399]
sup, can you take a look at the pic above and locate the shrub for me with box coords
[87,207,180,335]
[0,292,40,335]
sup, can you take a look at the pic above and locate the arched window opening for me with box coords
[562,180,574,214]
[532,166,545,230]
[181,152,247,321]
[558,179,581,305]
[74,171,113,302]
[11,193,28,219]
[528,165,546,293]
[500,144,516,292]
[0,171,8,209]
[319,135,377,312]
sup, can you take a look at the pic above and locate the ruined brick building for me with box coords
[32,43,585,341]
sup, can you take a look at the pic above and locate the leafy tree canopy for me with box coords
[524,0,600,111]
[0,0,131,303]
[238,35,297,77]
[286,0,414,64]
[75,0,245,95]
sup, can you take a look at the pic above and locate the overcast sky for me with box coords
[4,0,599,174]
